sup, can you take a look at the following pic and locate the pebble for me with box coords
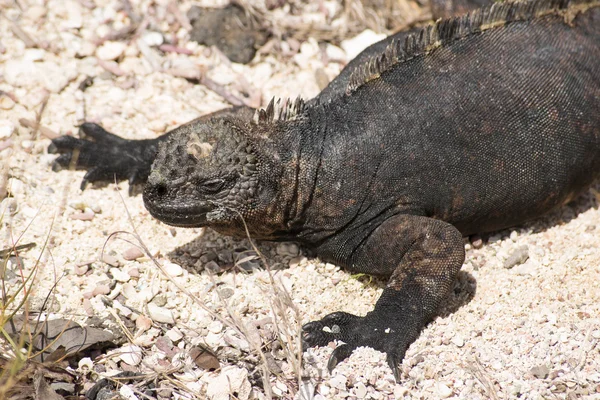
[23,48,46,61]
[119,385,137,400]
[325,43,346,61]
[135,315,152,332]
[435,382,453,398]
[71,266,87,281]
[503,245,530,269]
[206,367,251,400]
[122,247,144,260]
[530,364,549,379]
[101,253,120,267]
[7,177,25,196]
[276,242,300,257]
[451,334,465,347]
[96,41,127,61]
[70,208,95,221]
[78,357,93,371]
[513,262,537,276]
[190,346,220,370]
[354,381,367,398]
[110,267,130,283]
[341,30,387,60]
[152,294,168,307]
[128,268,140,278]
[217,286,234,299]
[166,328,184,342]
[163,261,183,277]
[148,303,175,324]
[121,283,136,299]
[92,284,110,296]
[24,5,46,21]
[0,96,15,110]
[204,261,222,273]
[120,344,143,366]
[142,31,164,47]
[208,320,223,334]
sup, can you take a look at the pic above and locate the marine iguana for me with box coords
[49,0,600,380]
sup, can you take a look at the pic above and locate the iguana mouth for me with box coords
[143,185,212,227]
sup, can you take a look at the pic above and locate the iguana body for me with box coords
[50,0,600,380]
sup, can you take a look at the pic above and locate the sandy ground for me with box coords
[1,0,600,399]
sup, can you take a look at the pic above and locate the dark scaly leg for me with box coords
[303,214,464,381]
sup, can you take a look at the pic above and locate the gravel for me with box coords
[2,0,599,399]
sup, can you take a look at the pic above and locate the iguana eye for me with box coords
[201,178,225,193]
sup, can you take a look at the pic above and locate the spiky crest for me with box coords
[347,0,597,93]
[252,96,306,125]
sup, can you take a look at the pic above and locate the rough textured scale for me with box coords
[49,0,600,380]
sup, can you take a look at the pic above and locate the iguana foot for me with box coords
[49,123,159,193]
[302,310,410,381]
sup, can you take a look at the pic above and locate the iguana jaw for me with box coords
[143,187,213,227]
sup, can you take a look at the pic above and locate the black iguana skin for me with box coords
[50,0,600,380]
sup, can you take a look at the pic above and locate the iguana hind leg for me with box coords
[303,214,464,381]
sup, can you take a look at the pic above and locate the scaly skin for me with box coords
[50,0,600,381]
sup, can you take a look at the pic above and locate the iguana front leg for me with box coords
[302,214,464,381]
[50,123,163,192]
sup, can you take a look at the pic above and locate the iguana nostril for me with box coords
[154,183,167,197]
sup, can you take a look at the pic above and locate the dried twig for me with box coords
[18,119,59,140]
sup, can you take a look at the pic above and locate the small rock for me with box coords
[204,260,222,273]
[119,385,137,400]
[135,315,153,332]
[341,30,387,60]
[163,262,183,277]
[276,242,299,257]
[101,253,120,267]
[325,43,346,61]
[24,5,47,21]
[190,346,220,370]
[217,286,234,299]
[503,245,529,269]
[435,382,453,398]
[513,262,537,276]
[92,284,110,296]
[148,303,175,324]
[122,247,144,260]
[23,48,46,61]
[206,367,251,400]
[208,320,223,334]
[96,41,126,61]
[150,294,167,309]
[78,357,93,371]
[0,97,15,110]
[128,268,140,278]
[110,267,130,283]
[74,265,89,276]
[141,31,164,46]
[119,344,143,366]
[70,208,95,221]
[354,382,367,398]
[470,234,483,249]
[451,335,465,347]
[165,328,184,342]
[7,177,24,196]
[530,364,549,379]
[121,283,136,299]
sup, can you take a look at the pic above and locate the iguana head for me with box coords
[143,117,269,230]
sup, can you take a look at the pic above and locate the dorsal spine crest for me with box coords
[346,0,595,94]
[253,96,306,125]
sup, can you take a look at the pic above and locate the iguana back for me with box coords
[291,0,600,246]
